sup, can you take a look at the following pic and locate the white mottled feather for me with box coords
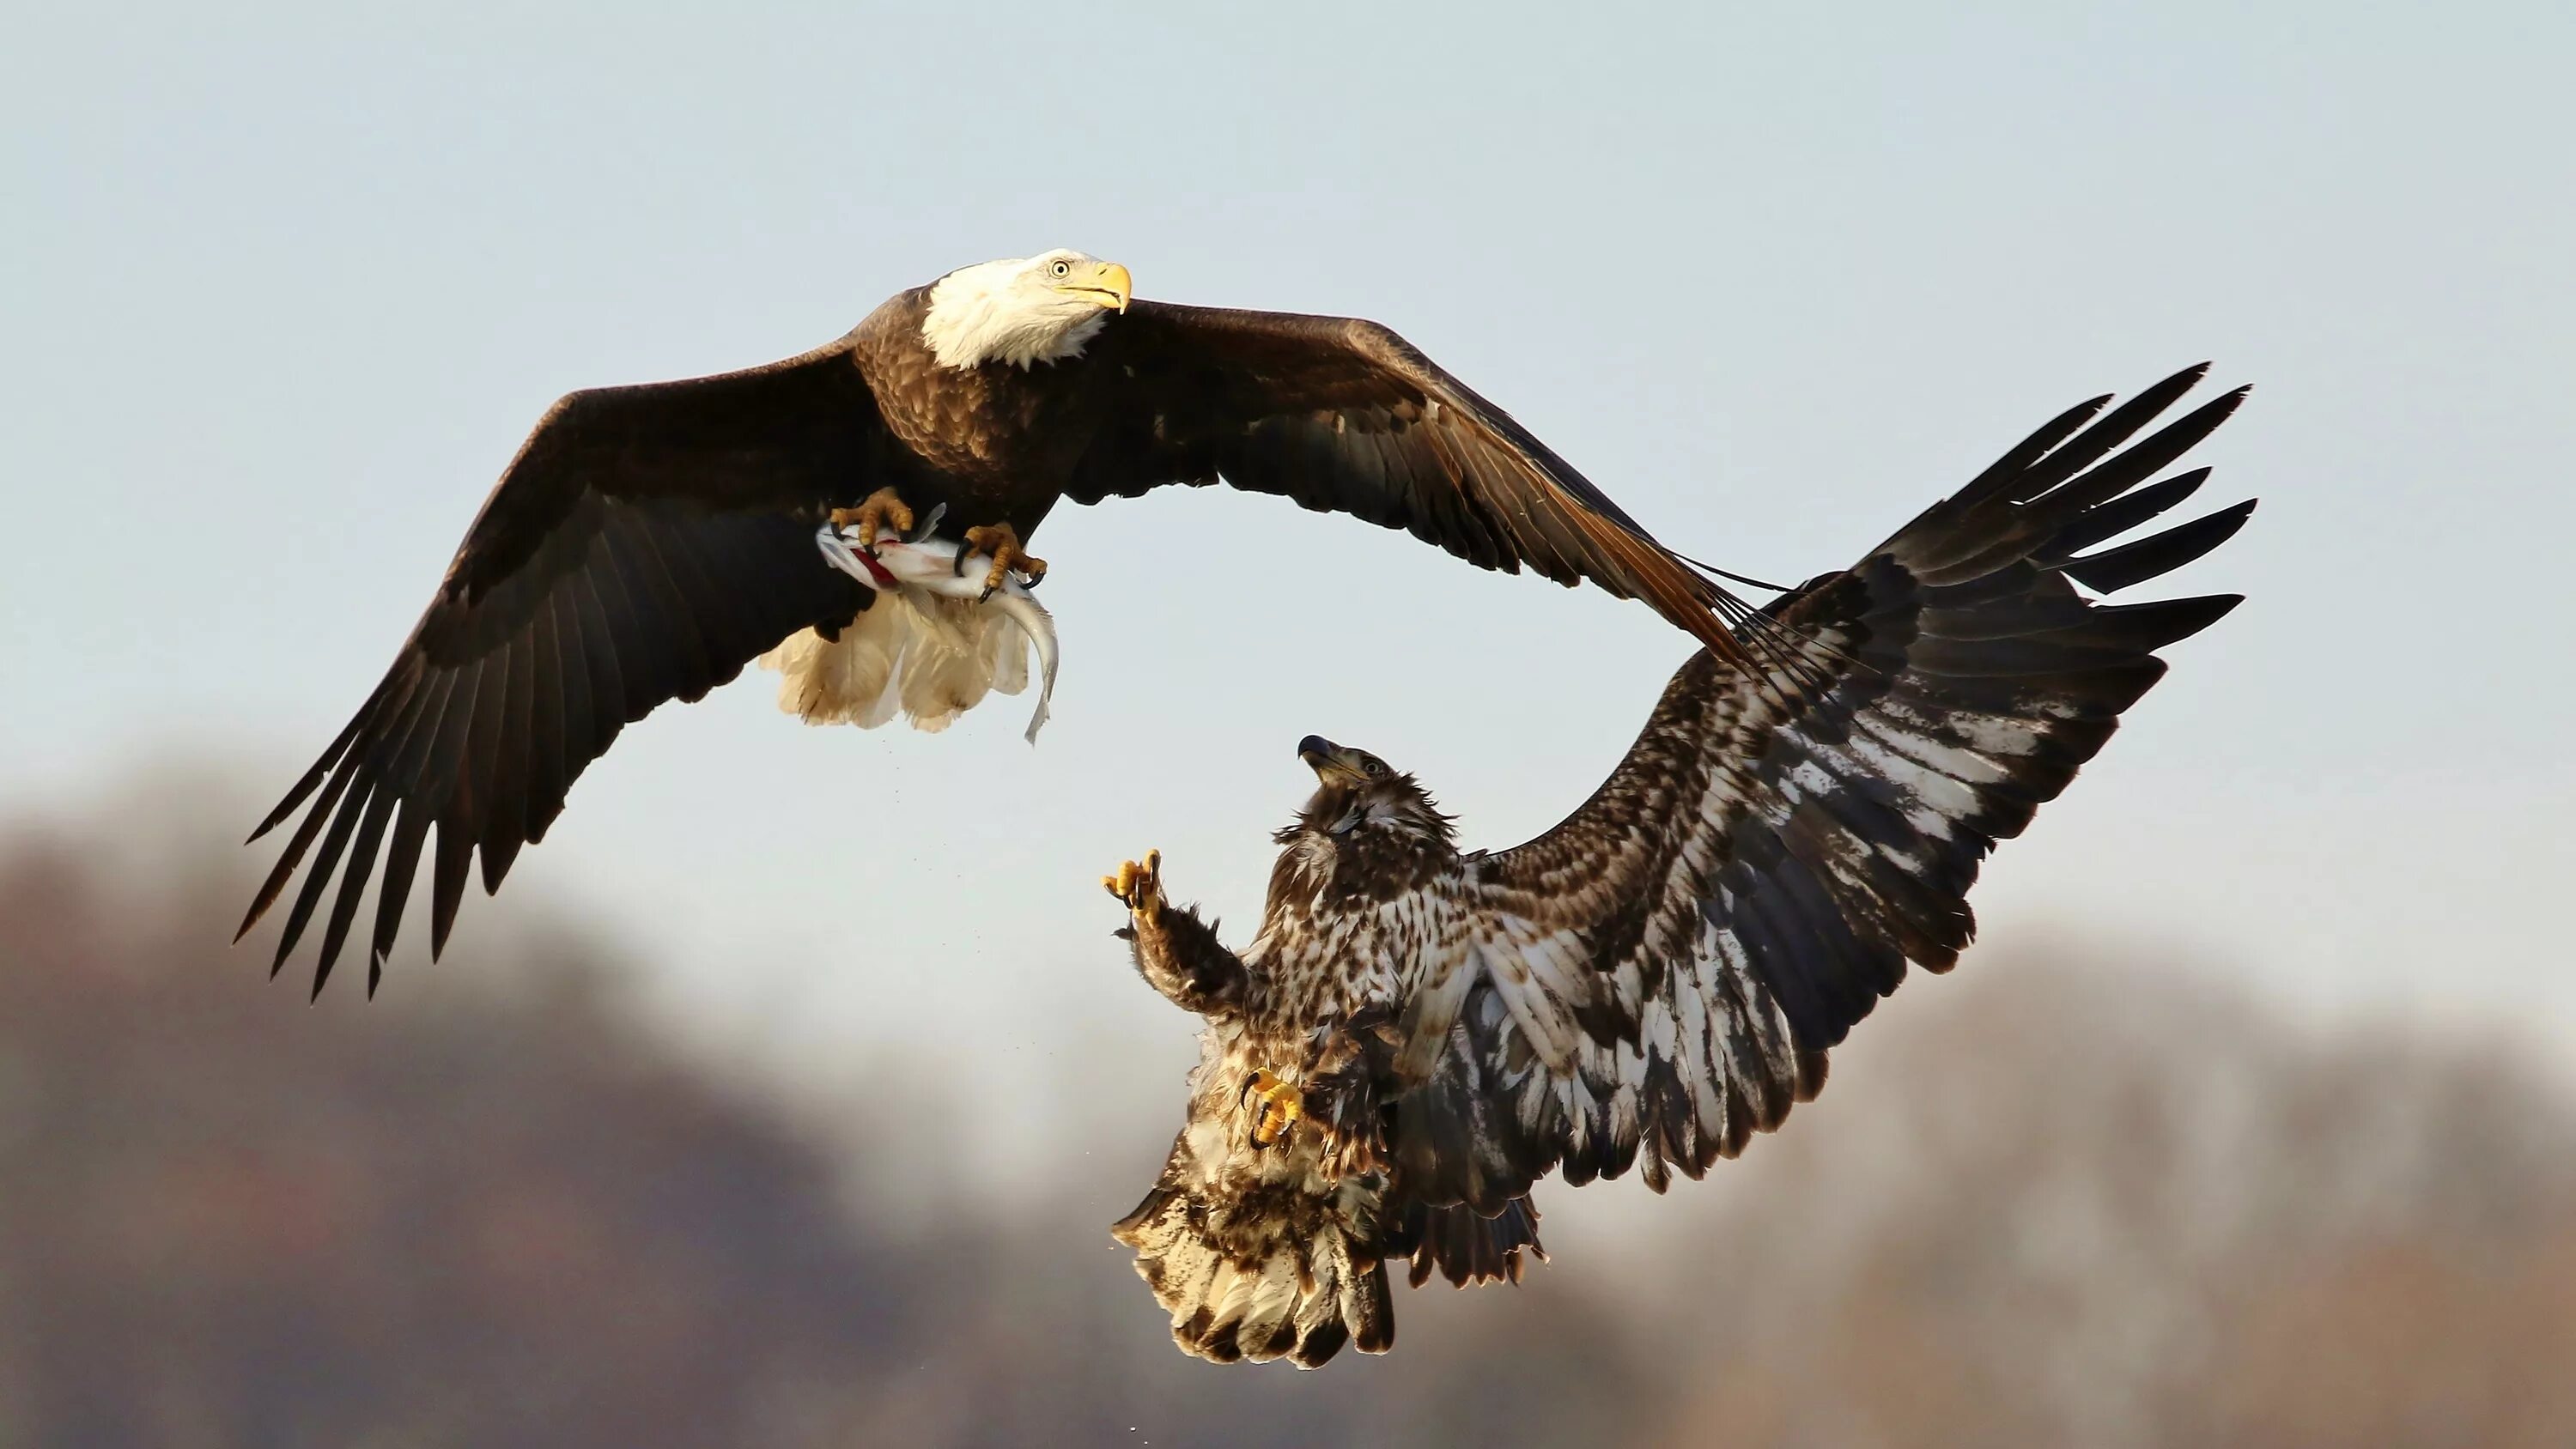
[761,589,1031,733]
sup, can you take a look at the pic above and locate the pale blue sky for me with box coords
[5,2,2572,1164]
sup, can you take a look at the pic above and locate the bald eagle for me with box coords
[1103,364,2253,1367]
[238,251,1760,994]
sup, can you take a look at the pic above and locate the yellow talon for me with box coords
[1242,1068,1303,1147]
[829,487,915,548]
[1103,849,1163,913]
[963,522,1047,592]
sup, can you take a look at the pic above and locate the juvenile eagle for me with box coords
[1103,364,2253,1367]
[239,250,1756,994]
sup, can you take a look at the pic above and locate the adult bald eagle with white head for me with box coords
[241,251,1756,995]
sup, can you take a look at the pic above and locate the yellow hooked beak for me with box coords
[1053,259,1132,314]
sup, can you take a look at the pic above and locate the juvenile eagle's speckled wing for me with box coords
[1391,365,2253,1213]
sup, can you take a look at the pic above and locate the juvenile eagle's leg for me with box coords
[828,487,914,548]
[1293,1005,1401,1173]
[1106,851,1310,1149]
[962,522,1048,597]
[1106,851,1249,1019]
[1238,1014,1393,1160]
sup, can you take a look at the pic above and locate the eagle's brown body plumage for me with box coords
[1108,365,2255,1367]
[847,288,1091,535]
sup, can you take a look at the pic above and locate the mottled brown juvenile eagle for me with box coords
[238,250,1762,994]
[1103,364,2253,1367]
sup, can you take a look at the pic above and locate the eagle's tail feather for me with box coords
[757,590,1028,732]
[1110,1181,1394,1368]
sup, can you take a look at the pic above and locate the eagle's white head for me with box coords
[920,249,1134,370]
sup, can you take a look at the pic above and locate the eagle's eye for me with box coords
[1362,757,1388,778]
[1050,259,1072,277]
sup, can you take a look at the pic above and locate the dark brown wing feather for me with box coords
[1390,365,2254,1212]
[1072,302,1753,664]
[239,340,885,996]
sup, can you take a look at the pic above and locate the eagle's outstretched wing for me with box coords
[237,343,883,997]
[1072,302,1759,665]
[1392,365,2252,1213]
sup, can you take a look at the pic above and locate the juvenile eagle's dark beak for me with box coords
[1299,735,1369,786]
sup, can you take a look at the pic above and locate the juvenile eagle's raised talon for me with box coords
[962,523,1047,596]
[1240,1068,1303,1147]
[828,487,915,550]
[1103,849,1163,914]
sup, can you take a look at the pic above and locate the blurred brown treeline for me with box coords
[3,776,2573,1449]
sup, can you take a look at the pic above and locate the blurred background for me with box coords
[4,2,2572,1445]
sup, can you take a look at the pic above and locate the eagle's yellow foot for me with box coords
[962,523,1047,597]
[1241,1068,1303,1148]
[828,487,915,549]
[1102,849,1163,916]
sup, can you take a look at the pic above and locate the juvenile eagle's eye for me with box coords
[1050,259,1072,277]
[1363,757,1387,778]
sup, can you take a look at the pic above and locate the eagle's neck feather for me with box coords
[1262,785,1459,933]
[919,263,1105,370]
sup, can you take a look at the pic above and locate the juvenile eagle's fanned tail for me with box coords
[1110,1175,1395,1369]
